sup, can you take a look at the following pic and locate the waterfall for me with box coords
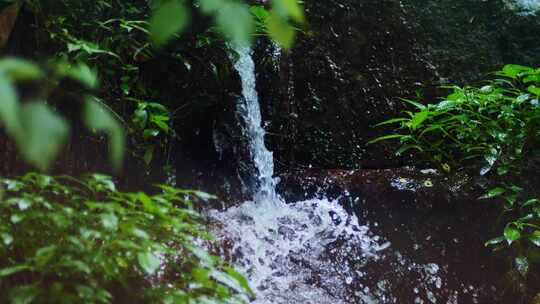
[209,46,389,303]
[208,46,472,304]
[233,45,280,203]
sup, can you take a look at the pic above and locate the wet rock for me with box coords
[403,0,540,83]
[255,0,439,170]
[277,168,530,303]
[278,167,477,209]
[255,0,540,171]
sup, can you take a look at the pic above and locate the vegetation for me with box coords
[0,0,304,171]
[0,0,305,303]
[0,173,253,303]
[3,0,538,301]
[372,64,540,280]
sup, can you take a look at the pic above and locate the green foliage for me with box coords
[83,97,126,170]
[250,5,270,33]
[372,65,540,174]
[149,0,189,47]
[0,173,252,303]
[248,1,303,49]
[198,0,254,45]
[146,0,304,49]
[372,64,540,278]
[1,0,303,169]
[127,98,171,165]
[0,58,124,170]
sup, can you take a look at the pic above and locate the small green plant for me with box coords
[371,64,540,278]
[128,98,172,165]
[0,173,253,303]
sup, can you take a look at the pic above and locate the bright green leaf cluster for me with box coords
[148,0,304,49]
[373,64,540,278]
[0,173,252,303]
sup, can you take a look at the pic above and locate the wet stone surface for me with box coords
[232,168,517,304]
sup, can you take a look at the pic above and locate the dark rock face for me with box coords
[139,46,254,198]
[256,0,438,170]
[255,0,540,172]
[403,0,540,83]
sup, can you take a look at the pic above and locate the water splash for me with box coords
[209,196,386,304]
[506,0,540,12]
[208,45,388,303]
[209,45,495,304]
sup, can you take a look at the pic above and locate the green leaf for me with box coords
[137,251,161,274]
[143,128,160,138]
[215,2,254,44]
[267,11,295,49]
[34,245,57,268]
[478,187,506,199]
[400,98,426,110]
[9,285,38,304]
[143,146,154,165]
[138,192,158,213]
[0,73,21,134]
[497,165,510,176]
[63,260,91,275]
[534,205,540,215]
[395,144,423,156]
[485,236,505,247]
[83,97,125,170]
[523,74,540,84]
[367,134,404,145]
[198,0,221,13]
[522,198,539,208]
[271,0,304,22]
[529,231,540,247]
[193,191,217,202]
[65,63,98,89]
[0,58,43,81]
[131,228,150,240]
[250,5,270,23]
[132,108,148,129]
[375,118,409,127]
[528,85,540,96]
[150,0,189,47]
[0,265,29,277]
[224,266,254,297]
[504,225,521,245]
[497,64,533,79]
[16,102,69,171]
[151,115,169,132]
[409,109,429,130]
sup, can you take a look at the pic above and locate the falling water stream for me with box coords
[209,46,497,304]
[209,45,386,303]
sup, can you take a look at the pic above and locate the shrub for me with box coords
[371,64,540,279]
[0,173,252,303]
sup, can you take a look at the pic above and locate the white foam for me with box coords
[209,197,385,304]
[507,0,540,11]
